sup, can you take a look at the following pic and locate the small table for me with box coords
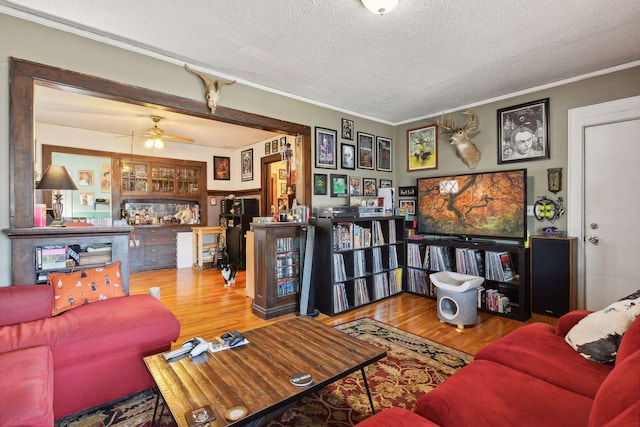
[192,226,222,269]
[144,317,386,426]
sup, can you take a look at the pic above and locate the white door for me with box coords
[583,120,640,310]
[568,96,640,311]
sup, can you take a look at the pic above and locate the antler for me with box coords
[184,64,236,114]
[436,114,456,133]
[461,110,478,132]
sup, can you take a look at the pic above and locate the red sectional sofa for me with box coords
[0,284,180,425]
[358,310,640,426]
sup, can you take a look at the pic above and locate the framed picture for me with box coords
[280,183,287,194]
[78,170,93,186]
[313,173,327,195]
[341,143,355,170]
[407,125,437,171]
[241,149,253,182]
[399,199,416,215]
[279,169,287,180]
[349,176,361,196]
[399,186,417,197]
[341,118,354,140]
[376,136,392,171]
[357,132,374,169]
[280,136,287,150]
[379,179,392,188]
[214,156,230,180]
[315,127,337,169]
[330,173,348,197]
[363,177,377,196]
[498,98,550,164]
[80,192,94,206]
[265,142,271,155]
[209,196,217,206]
[100,164,111,192]
[271,139,278,153]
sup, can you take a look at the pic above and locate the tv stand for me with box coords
[405,237,530,321]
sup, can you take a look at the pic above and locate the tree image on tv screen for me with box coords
[418,171,525,239]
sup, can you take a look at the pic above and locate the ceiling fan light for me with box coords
[145,138,155,148]
[154,139,166,150]
[361,0,398,15]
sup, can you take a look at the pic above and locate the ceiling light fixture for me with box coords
[361,0,398,15]
[145,137,166,150]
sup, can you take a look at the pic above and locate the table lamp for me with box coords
[36,165,78,226]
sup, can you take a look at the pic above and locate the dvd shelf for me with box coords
[405,236,530,321]
[312,216,405,316]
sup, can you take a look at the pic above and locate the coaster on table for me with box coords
[290,372,313,387]
[224,405,248,421]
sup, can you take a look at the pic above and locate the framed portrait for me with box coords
[363,177,377,196]
[341,143,355,170]
[399,199,416,215]
[498,98,550,164]
[330,174,348,197]
[214,156,230,180]
[100,164,111,192]
[280,183,287,194]
[357,132,374,170]
[379,179,392,188]
[280,136,287,150]
[407,125,437,171]
[341,118,354,140]
[80,192,94,206]
[271,139,278,153]
[279,169,287,180]
[315,127,337,169]
[78,170,93,186]
[313,173,328,195]
[349,176,361,196]
[376,136,392,172]
[241,149,253,182]
[265,142,271,155]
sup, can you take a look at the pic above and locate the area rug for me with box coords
[55,318,472,427]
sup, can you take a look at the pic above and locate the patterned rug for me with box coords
[55,318,472,427]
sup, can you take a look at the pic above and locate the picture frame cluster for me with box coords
[314,118,393,197]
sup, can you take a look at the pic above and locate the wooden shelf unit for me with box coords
[310,216,406,316]
[250,222,305,320]
[191,226,222,270]
[405,236,530,321]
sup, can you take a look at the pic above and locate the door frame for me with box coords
[567,95,640,308]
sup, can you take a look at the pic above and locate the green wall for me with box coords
[1,11,638,285]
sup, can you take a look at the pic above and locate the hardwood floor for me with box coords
[130,267,535,355]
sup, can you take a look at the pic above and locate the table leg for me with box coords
[151,389,167,427]
[360,367,376,414]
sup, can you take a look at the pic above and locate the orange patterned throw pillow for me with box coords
[48,262,126,315]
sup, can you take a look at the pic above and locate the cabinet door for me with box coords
[121,161,149,194]
[177,166,200,195]
[150,164,176,194]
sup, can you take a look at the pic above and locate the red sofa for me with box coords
[0,284,180,425]
[358,310,640,426]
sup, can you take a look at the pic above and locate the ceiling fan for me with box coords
[141,116,195,150]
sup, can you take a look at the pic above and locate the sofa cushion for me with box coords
[474,322,612,398]
[588,350,640,426]
[414,360,593,427]
[356,407,438,426]
[0,346,54,427]
[48,262,126,315]
[616,314,640,364]
[565,290,640,364]
[0,285,53,326]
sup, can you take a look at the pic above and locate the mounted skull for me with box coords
[184,64,236,114]
[436,110,482,169]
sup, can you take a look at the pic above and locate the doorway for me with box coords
[568,95,640,310]
[261,153,294,217]
[8,58,312,228]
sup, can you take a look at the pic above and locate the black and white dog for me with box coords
[221,263,239,287]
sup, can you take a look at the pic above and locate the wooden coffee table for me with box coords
[144,317,386,426]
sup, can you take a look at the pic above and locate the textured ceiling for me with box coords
[2,0,640,126]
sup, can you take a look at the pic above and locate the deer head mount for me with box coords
[184,64,236,114]
[436,110,482,169]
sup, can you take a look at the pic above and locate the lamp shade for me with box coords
[361,0,398,14]
[36,165,78,190]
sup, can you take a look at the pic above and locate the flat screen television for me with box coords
[416,169,527,243]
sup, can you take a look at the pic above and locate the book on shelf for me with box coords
[372,221,385,246]
[333,222,353,251]
[354,278,370,306]
[372,247,383,273]
[333,253,348,282]
[429,246,454,271]
[353,250,366,278]
[389,245,399,269]
[485,251,515,282]
[389,268,403,295]
[372,273,389,300]
[36,245,68,270]
[388,220,397,244]
[333,282,349,313]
